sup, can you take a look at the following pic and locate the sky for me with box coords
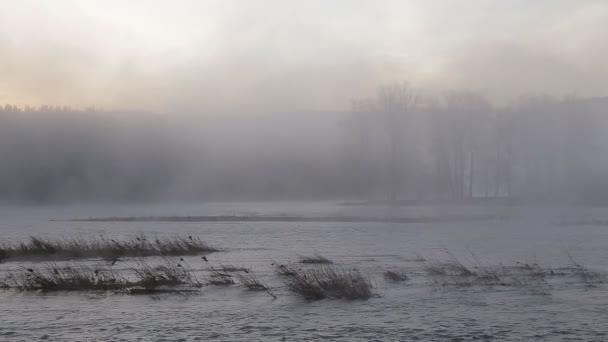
[0,0,607,113]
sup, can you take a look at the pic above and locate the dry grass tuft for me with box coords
[0,234,217,262]
[2,258,202,293]
[423,250,475,278]
[283,265,373,300]
[274,263,299,277]
[207,266,235,286]
[130,258,202,289]
[236,272,277,299]
[3,263,127,292]
[423,251,553,295]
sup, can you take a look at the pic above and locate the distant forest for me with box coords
[346,86,608,204]
[2,88,608,204]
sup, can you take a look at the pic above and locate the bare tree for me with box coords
[377,82,418,202]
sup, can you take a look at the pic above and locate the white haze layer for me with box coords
[0,0,607,112]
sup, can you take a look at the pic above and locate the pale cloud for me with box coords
[0,0,606,112]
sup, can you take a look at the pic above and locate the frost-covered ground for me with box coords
[1,202,608,341]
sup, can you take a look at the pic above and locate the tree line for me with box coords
[1,89,608,204]
[344,83,608,203]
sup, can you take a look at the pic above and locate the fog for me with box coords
[1,1,608,203]
[2,94,608,204]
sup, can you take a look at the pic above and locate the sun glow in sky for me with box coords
[1,0,607,113]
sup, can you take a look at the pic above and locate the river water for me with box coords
[1,202,607,341]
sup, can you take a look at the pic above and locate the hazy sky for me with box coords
[0,0,606,113]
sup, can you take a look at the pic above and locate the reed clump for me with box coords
[130,258,202,289]
[282,264,372,300]
[273,262,298,276]
[2,258,202,293]
[207,266,235,286]
[236,272,277,299]
[3,263,127,292]
[423,252,553,295]
[0,234,217,262]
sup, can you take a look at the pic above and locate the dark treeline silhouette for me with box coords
[1,89,608,204]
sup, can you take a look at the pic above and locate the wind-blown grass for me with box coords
[282,264,373,300]
[423,251,553,295]
[274,263,299,276]
[423,250,476,278]
[2,249,600,299]
[130,258,202,289]
[2,263,127,292]
[207,266,235,286]
[0,234,218,262]
[2,258,202,293]
[236,272,277,299]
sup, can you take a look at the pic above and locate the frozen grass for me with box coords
[299,254,333,264]
[0,234,218,262]
[383,270,408,282]
[282,264,373,300]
